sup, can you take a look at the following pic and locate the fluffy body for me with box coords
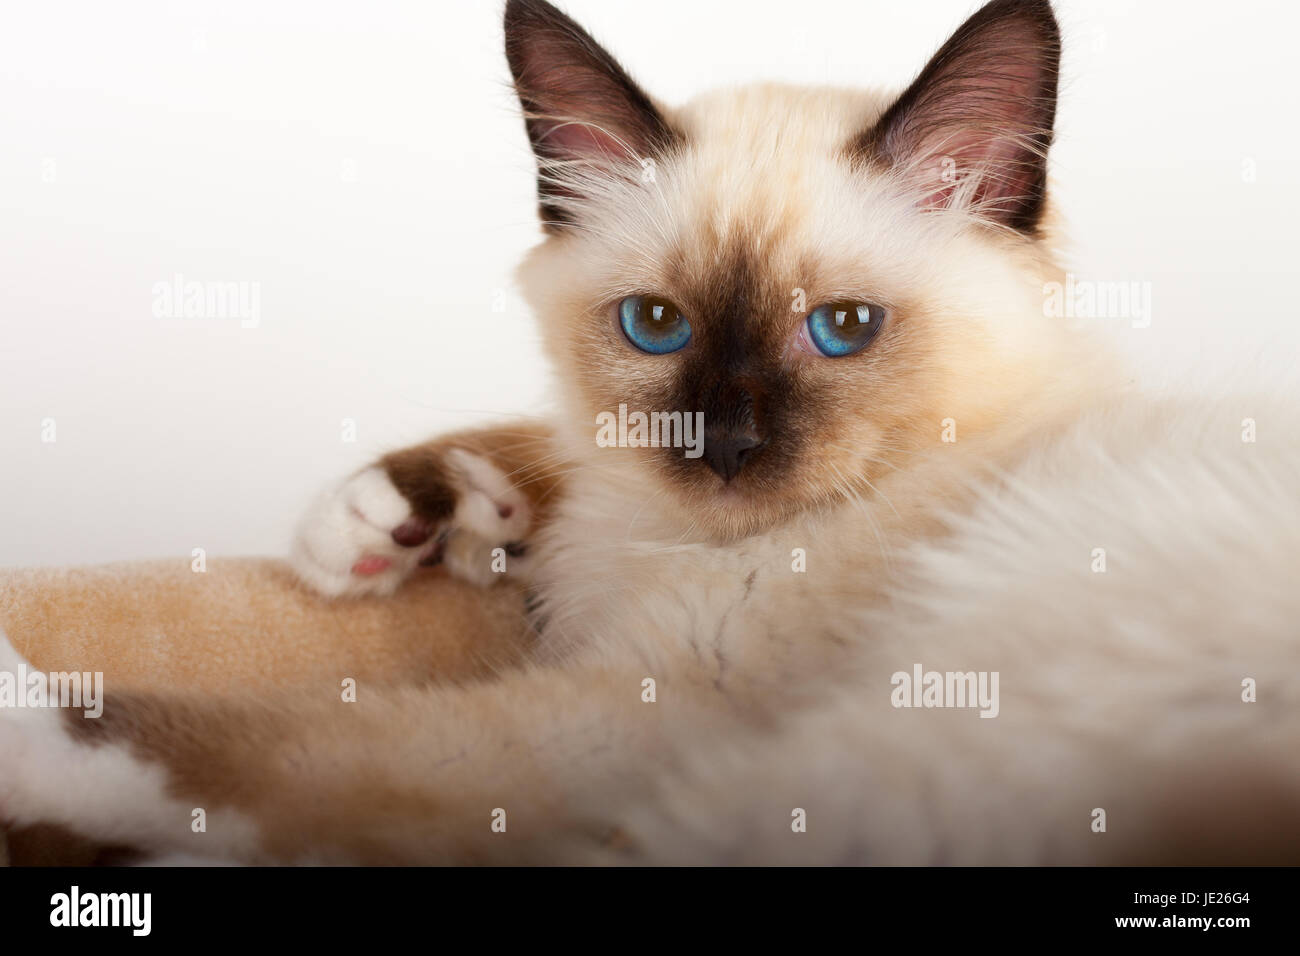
[1,0,1295,864]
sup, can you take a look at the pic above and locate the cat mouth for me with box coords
[711,483,751,505]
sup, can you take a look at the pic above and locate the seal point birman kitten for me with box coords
[3,0,1299,865]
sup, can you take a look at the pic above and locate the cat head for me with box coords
[508,0,1069,540]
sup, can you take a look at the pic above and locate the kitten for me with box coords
[2,0,1297,864]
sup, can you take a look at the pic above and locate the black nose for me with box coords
[702,425,763,483]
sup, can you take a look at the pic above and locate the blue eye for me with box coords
[618,295,692,354]
[805,301,886,357]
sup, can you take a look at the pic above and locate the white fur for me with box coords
[443,448,534,587]
[0,630,261,858]
[289,451,531,597]
[553,394,1300,862]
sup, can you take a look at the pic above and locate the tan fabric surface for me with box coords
[0,558,530,693]
[0,557,530,865]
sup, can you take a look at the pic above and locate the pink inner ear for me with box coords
[911,126,1036,213]
[862,2,1059,230]
[538,118,637,162]
[912,154,961,210]
[903,53,1050,212]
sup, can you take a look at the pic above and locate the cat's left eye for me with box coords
[618,295,692,355]
[803,301,887,358]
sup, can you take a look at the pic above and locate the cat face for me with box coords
[508,0,1066,539]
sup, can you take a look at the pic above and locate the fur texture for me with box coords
[1,0,1296,864]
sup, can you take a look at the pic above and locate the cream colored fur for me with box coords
[1,2,1295,865]
[575,393,1300,863]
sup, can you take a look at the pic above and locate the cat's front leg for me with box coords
[290,421,558,597]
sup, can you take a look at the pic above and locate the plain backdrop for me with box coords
[2,0,1297,568]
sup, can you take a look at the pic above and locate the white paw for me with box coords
[290,467,431,598]
[290,449,532,598]
[441,448,534,588]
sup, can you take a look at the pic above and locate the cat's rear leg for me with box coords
[1,622,673,864]
[0,629,261,859]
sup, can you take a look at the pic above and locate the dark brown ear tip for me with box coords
[976,0,1062,45]
[504,0,576,41]
[949,0,1061,59]
[982,0,1059,22]
[503,0,555,27]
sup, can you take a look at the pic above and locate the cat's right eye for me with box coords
[618,295,692,354]
[802,301,886,358]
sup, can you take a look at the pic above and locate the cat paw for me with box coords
[290,448,532,598]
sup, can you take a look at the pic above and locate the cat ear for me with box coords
[851,0,1061,235]
[504,0,680,230]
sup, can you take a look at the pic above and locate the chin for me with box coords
[665,473,805,541]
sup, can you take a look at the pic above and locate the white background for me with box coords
[2,0,1297,568]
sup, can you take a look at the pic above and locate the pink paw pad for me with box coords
[351,555,393,576]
